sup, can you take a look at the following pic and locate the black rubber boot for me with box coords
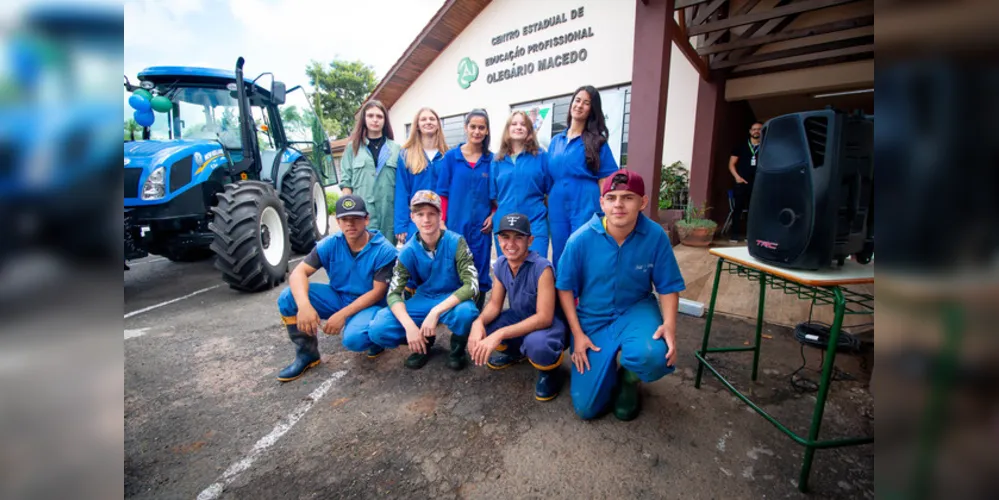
[277,325,320,382]
[446,335,468,371]
[404,336,435,370]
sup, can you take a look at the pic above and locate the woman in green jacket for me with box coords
[340,100,402,243]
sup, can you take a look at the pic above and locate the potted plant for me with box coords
[675,202,717,247]
[658,161,688,244]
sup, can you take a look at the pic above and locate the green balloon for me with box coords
[133,88,152,101]
[150,95,173,113]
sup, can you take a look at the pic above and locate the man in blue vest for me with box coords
[276,194,399,382]
[468,213,568,401]
[556,169,686,420]
[367,190,480,370]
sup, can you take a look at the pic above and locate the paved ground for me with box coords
[124,248,874,499]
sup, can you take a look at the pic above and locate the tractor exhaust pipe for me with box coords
[234,56,262,179]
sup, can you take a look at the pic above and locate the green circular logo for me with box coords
[342,199,355,209]
[457,57,479,89]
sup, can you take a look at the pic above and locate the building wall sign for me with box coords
[480,6,593,86]
[457,57,479,89]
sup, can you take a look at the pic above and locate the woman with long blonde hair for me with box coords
[490,110,551,256]
[394,107,449,243]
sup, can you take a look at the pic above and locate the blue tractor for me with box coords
[124,57,335,292]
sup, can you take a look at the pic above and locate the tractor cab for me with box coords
[124,58,334,293]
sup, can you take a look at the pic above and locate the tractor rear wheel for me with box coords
[209,181,289,292]
[281,161,328,254]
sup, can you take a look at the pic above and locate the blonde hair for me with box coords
[496,110,540,161]
[401,107,449,175]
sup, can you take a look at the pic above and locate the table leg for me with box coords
[751,271,767,381]
[798,286,846,492]
[695,258,724,389]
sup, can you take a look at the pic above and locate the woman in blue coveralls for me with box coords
[547,85,620,268]
[395,107,450,245]
[436,109,494,309]
[491,110,550,257]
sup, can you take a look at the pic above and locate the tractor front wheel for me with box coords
[281,162,328,254]
[209,181,290,292]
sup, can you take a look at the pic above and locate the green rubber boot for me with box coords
[613,368,642,421]
[446,335,468,371]
[404,336,435,370]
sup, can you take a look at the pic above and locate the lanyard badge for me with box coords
[749,140,759,166]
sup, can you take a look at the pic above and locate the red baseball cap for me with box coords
[601,169,645,197]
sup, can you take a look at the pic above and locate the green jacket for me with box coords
[339,137,402,243]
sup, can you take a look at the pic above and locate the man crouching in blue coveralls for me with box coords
[276,194,399,382]
[468,213,568,401]
[556,169,686,420]
[367,190,480,370]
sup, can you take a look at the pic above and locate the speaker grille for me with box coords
[804,116,829,168]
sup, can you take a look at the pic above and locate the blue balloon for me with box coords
[134,109,155,128]
[129,94,151,112]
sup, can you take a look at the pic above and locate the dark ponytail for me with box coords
[565,85,608,175]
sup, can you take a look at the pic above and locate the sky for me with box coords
[123,0,446,130]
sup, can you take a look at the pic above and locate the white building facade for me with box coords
[386,0,700,171]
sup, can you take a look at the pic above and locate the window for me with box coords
[404,113,466,149]
[513,83,631,163]
[440,113,467,149]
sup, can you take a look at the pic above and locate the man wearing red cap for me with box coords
[555,169,686,420]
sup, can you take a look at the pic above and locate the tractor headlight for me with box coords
[141,166,166,200]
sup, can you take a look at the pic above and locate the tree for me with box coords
[305,59,378,139]
[281,105,306,138]
[124,118,140,141]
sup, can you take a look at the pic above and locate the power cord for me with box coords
[789,302,871,392]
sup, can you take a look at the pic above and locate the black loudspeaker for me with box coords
[747,108,873,270]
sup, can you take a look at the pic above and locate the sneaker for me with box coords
[486,350,526,370]
[613,369,641,421]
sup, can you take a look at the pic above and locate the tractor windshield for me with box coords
[147,86,242,149]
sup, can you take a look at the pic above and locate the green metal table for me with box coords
[693,247,874,493]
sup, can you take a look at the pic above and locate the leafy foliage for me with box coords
[306,59,378,139]
[659,161,689,210]
[325,190,340,216]
[676,202,717,229]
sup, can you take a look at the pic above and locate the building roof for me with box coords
[365,0,492,110]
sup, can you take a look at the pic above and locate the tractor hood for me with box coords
[123,140,230,205]
[124,140,223,170]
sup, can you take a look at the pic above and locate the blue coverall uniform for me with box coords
[546,132,619,268]
[436,144,494,294]
[486,251,567,369]
[368,230,479,348]
[394,148,444,242]
[490,150,551,257]
[555,213,686,419]
[278,230,399,352]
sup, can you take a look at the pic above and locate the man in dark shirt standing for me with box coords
[728,121,763,242]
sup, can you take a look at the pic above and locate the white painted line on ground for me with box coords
[196,371,346,500]
[127,257,168,266]
[124,285,220,319]
[124,327,152,340]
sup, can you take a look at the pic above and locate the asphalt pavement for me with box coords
[124,242,873,499]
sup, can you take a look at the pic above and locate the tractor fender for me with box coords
[267,148,314,193]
